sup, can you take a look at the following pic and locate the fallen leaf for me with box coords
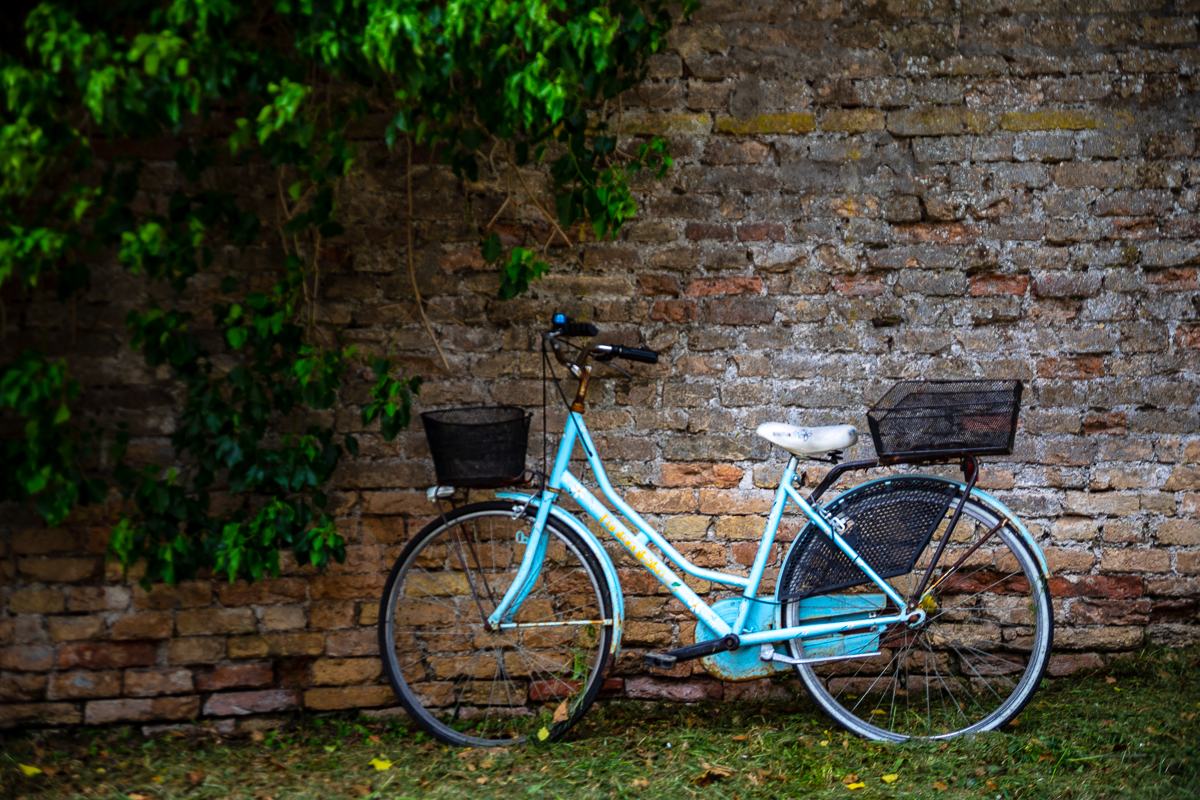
[552,701,570,724]
[631,778,649,788]
[370,758,393,771]
[1105,676,1117,685]
[151,776,164,783]
[17,765,42,777]
[1183,712,1197,721]
[731,734,749,741]
[537,727,550,741]
[933,781,949,791]
[476,777,489,785]
[986,779,998,791]
[881,774,899,784]
[846,782,866,790]
[349,784,370,798]
[128,794,152,800]
[692,767,734,787]
[187,770,204,786]
[842,774,860,784]
[1158,671,1172,680]
[819,740,830,747]
[323,745,338,753]
[250,731,265,742]
[368,735,382,744]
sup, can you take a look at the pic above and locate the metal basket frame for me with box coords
[867,379,1022,466]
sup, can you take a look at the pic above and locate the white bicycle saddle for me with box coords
[755,422,858,457]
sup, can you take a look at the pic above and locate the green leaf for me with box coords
[481,232,502,263]
[226,327,248,350]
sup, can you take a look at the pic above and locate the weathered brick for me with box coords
[1157,520,1200,546]
[112,613,175,640]
[304,685,394,711]
[125,668,194,697]
[58,641,158,670]
[18,557,100,583]
[47,670,123,700]
[1099,548,1171,575]
[887,108,991,137]
[134,582,212,611]
[714,113,815,135]
[1048,575,1143,599]
[86,696,200,725]
[0,702,83,728]
[176,608,256,637]
[203,689,300,716]
[195,662,274,692]
[999,111,1102,131]
[311,658,383,686]
[168,637,225,665]
[1032,272,1102,298]
[821,109,885,133]
[48,615,106,642]
[625,676,723,702]
[9,588,66,615]
[970,274,1029,297]
[659,464,743,489]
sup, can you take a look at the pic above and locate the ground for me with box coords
[2,649,1197,800]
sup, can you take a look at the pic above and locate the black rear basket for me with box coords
[867,379,1022,465]
[422,406,532,488]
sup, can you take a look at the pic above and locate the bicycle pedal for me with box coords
[644,652,678,670]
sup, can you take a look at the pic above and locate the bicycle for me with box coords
[378,315,1054,748]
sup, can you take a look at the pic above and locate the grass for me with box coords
[2,649,1198,800]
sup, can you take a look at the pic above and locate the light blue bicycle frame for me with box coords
[486,410,917,652]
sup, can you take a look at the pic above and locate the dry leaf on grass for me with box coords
[1106,677,1118,684]
[881,773,899,784]
[842,774,860,784]
[845,782,866,790]
[18,765,43,777]
[369,757,393,771]
[187,770,204,785]
[553,701,570,724]
[631,778,650,788]
[692,767,734,787]
[933,781,949,791]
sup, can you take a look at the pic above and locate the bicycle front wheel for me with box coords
[783,484,1053,741]
[378,501,613,747]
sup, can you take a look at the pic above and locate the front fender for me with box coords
[496,492,624,662]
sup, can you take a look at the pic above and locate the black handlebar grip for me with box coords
[611,346,659,364]
[552,314,598,337]
[562,321,599,337]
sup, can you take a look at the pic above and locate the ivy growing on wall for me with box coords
[0,0,692,584]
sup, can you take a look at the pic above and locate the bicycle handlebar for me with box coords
[549,315,659,365]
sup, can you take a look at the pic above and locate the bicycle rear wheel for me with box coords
[782,482,1052,741]
[378,501,613,747]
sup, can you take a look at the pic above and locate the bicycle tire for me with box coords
[378,501,614,747]
[781,480,1053,741]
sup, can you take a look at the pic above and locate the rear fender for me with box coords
[496,492,624,661]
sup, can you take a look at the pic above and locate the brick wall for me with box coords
[3,0,1200,730]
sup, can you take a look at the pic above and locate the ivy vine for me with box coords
[0,0,693,585]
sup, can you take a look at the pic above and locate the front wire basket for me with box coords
[867,379,1022,465]
[422,406,532,488]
